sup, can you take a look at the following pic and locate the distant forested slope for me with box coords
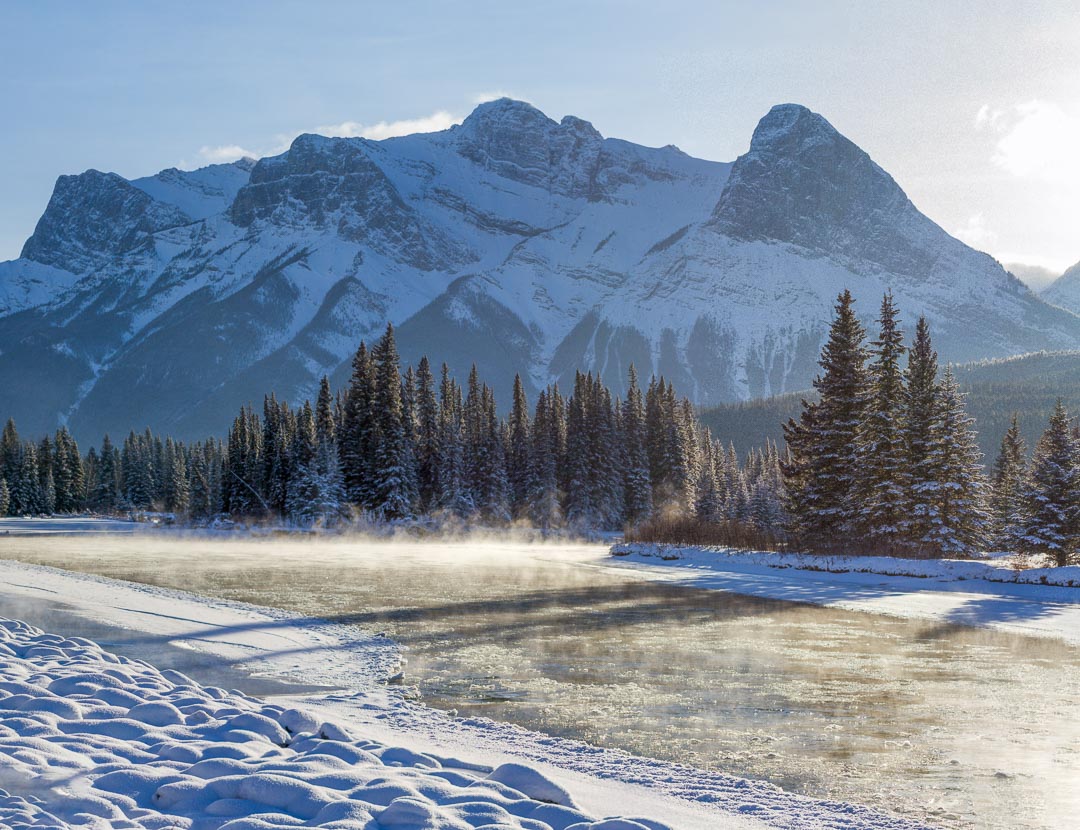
[699,350,1080,461]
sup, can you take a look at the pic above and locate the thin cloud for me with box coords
[188,109,462,169]
[953,212,997,250]
[197,144,257,164]
[471,90,521,105]
[316,110,460,140]
[977,100,1080,185]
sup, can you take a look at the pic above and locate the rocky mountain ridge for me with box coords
[1,98,1077,441]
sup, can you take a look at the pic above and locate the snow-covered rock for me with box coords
[1,99,1077,441]
[0,617,652,830]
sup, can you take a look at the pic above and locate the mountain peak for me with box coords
[20,168,190,272]
[459,97,555,130]
[452,99,603,196]
[711,103,936,273]
[749,103,838,151]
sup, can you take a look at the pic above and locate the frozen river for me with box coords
[1,528,1077,829]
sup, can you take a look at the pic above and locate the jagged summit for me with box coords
[711,102,935,275]
[448,98,604,197]
[2,100,1079,441]
[747,103,837,147]
[20,169,191,272]
[455,97,558,132]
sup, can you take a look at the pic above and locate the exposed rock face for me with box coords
[712,104,934,274]
[1,98,1078,441]
[20,170,192,273]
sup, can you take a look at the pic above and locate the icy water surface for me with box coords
[2,531,1079,830]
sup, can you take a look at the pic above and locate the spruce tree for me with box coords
[528,388,562,528]
[854,293,907,548]
[163,438,189,514]
[782,290,868,546]
[989,414,1027,550]
[94,435,120,512]
[341,341,375,508]
[921,367,988,556]
[694,435,722,522]
[1019,400,1080,566]
[750,441,786,532]
[414,356,440,511]
[287,401,319,524]
[0,419,20,488]
[721,443,749,522]
[40,468,56,515]
[436,365,470,516]
[371,325,415,519]
[564,373,593,526]
[507,374,531,519]
[478,386,510,523]
[0,478,9,517]
[905,316,942,552]
[13,444,41,515]
[621,366,652,526]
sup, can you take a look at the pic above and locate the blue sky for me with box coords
[2,0,1078,274]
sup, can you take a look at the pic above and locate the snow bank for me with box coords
[609,543,1080,645]
[0,617,664,830]
[612,542,1080,587]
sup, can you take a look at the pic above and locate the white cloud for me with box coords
[197,144,257,164]
[976,100,1080,185]
[953,212,998,250]
[471,90,519,105]
[188,109,463,169]
[973,104,1003,131]
[315,110,460,141]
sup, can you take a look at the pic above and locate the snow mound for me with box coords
[0,617,647,830]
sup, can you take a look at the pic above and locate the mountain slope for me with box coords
[1,99,1078,442]
[1042,259,1080,313]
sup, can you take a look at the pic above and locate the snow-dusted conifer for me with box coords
[989,414,1027,550]
[904,316,942,552]
[371,325,415,519]
[920,367,988,556]
[436,365,471,516]
[341,341,375,508]
[854,292,907,548]
[1019,400,1080,566]
[507,375,531,519]
[528,388,562,528]
[694,435,722,521]
[414,356,440,512]
[621,366,652,526]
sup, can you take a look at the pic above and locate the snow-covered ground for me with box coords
[609,543,1080,646]
[0,616,665,830]
[0,554,932,830]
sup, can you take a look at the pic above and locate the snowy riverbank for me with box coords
[0,617,661,830]
[609,543,1080,645]
[0,557,931,830]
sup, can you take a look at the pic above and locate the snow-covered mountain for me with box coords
[1042,259,1080,313]
[2,98,1079,442]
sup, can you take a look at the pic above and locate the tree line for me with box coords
[783,290,1080,566]
[0,325,784,533]
[3,296,1077,567]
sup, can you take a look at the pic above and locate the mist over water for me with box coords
[2,532,1078,830]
